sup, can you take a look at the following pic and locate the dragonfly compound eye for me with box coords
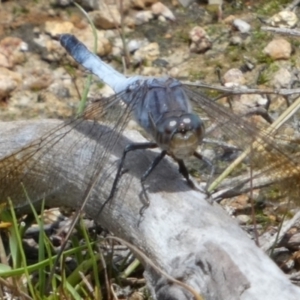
[179,114,205,139]
[165,119,178,134]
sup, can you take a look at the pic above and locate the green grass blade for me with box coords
[74,2,98,115]
[8,198,36,297]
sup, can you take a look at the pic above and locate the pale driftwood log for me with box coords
[261,26,300,37]
[1,120,300,300]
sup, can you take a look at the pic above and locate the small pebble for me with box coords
[267,11,298,29]
[152,2,176,21]
[230,35,243,45]
[272,67,292,89]
[127,39,149,53]
[223,68,245,86]
[236,214,251,225]
[233,19,251,33]
[44,21,74,37]
[133,42,160,65]
[263,38,292,60]
[287,232,300,250]
[189,26,212,53]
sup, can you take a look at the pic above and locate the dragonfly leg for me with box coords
[194,152,215,177]
[193,151,215,193]
[139,150,167,209]
[245,107,273,124]
[177,159,194,188]
[98,142,157,215]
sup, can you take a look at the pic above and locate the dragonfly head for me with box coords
[155,113,205,160]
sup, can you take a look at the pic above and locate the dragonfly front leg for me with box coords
[176,153,214,193]
[193,151,215,198]
[98,142,158,215]
[194,152,215,179]
[140,150,167,198]
[177,159,193,187]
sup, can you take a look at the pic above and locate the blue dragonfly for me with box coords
[60,34,215,209]
[0,34,298,215]
[60,34,297,209]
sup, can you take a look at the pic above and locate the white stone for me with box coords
[127,39,149,53]
[135,11,154,25]
[232,19,251,33]
[236,214,251,225]
[267,11,298,28]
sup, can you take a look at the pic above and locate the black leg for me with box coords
[193,152,215,196]
[97,142,157,215]
[140,150,167,207]
[176,153,215,194]
[193,152,215,178]
[177,159,195,188]
[141,150,167,183]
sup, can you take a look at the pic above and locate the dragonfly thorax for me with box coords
[154,113,205,160]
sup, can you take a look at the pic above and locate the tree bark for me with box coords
[0,119,299,300]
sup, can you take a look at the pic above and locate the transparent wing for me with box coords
[183,84,300,200]
[0,86,146,210]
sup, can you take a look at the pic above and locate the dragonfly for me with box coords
[0,34,300,217]
[59,35,217,206]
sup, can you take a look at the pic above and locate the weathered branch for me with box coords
[0,120,299,300]
[261,26,300,37]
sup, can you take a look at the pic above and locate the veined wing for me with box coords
[184,84,300,199]
[0,86,146,211]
